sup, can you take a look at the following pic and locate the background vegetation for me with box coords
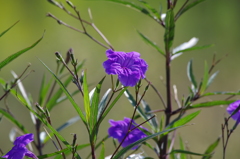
[0,0,240,158]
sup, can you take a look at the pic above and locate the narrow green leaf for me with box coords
[11,92,72,150]
[141,99,158,132]
[38,74,53,106]
[199,61,209,94]
[164,9,175,50]
[98,87,128,125]
[138,0,161,20]
[99,143,105,159]
[202,137,220,159]
[137,30,165,56]
[203,91,240,97]
[39,59,87,125]
[98,88,111,120]
[187,60,197,90]
[99,0,154,19]
[189,100,236,108]
[0,21,19,37]
[179,136,187,159]
[0,108,29,134]
[167,110,200,129]
[89,76,105,133]
[112,126,183,159]
[46,61,84,111]
[171,150,209,156]
[206,71,219,89]
[83,70,91,125]
[174,44,214,54]
[0,31,44,70]
[38,143,89,159]
[124,89,156,130]
[42,116,80,144]
[176,0,206,19]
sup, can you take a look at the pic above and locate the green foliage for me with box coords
[99,143,105,159]
[187,59,198,91]
[0,108,30,134]
[170,149,209,157]
[137,30,165,56]
[164,9,175,50]
[112,126,183,159]
[0,32,44,70]
[167,111,200,130]
[39,59,87,125]
[202,137,220,159]
[189,100,235,108]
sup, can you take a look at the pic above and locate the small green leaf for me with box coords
[179,136,187,159]
[137,30,165,56]
[0,21,19,37]
[83,70,91,125]
[0,31,44,70]
[38,143,89,159]
[99,143,105,159]
[42,116,80,144]
[199,61,209,94]
[189,100,236,108]
[167,110,200,129]
[171,150,209,156]
[164,9,175,50]
[176,0,206,19]
[138,0,161,20]
[99,0,154,20]
[98,87,128,125]
[203,91,240,97]
[187,60,198,91]
[202,137,220,159]
[174,44,214,54]
[206,71,219,89]
[112,126,183,159]
[89,76,105,135]
[98,89,111,120]
[124,89,156,131]
[141,99,158,132]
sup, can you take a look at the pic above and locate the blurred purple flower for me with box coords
[227,100,240,123]
[108,117,147,150]
[103,49,148,87]
[2,133,38,159]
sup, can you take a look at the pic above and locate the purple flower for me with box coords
[2,133,38,159]
[108,117,147,150]
[103,49,148,87]
[227,100,240,123]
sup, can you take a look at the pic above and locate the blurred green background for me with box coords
[1,0,240,158]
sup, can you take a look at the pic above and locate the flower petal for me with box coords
[14,134,34,146]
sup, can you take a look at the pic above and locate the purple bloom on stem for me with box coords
[227,100,240,123]
[108,117,147,150]
[103,49,148,87]
[2,133,38,159]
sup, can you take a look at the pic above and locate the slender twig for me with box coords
[0,64,31,101]
[174,0,189,21]
[110,83,150,159]
[35,119,43,155]
[47,13,84,33]
[145,78,166,108]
